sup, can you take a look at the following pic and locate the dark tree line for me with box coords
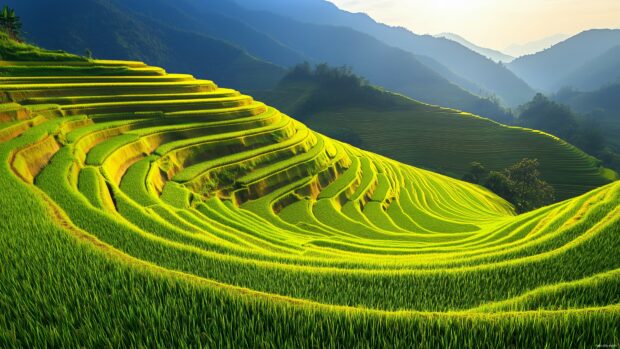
[287,62,368,87]
[284,62,412,118]
[463,158,555,213]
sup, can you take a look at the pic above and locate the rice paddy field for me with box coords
[1,38,620,347]
[298,103,616,201]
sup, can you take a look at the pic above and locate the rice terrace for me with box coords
[1,1,620,347]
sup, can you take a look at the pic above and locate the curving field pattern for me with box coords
[1,53,620,346]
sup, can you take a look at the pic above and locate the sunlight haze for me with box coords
[327,0,620,51]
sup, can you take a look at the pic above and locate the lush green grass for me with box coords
[1,48,619,347]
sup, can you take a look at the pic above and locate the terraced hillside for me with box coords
[1,39,620,347]
[257,75,616,201]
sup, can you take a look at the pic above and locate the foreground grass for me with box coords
[1,164,618,347]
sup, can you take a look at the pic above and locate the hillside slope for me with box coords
[113,0,307,68]
[255,72,615,200]
[1,36,619,347]
[436,33,514,63]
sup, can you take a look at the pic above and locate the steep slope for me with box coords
[509,29,620,92]
[1,35,620,347]
[255,73,615,200]
[414,55,489,99]
[3,0,287,91]
[232,0,535,107]
[556,45,620,91]
[112,0,306,68]
[436,33,514,63]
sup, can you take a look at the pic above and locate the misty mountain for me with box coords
[215,4,502,115]
[414,55,488,98]
[503,33,569,58]
[436,33,513,63]
[556,45,620,91]
[233,0,535,107]
[508,29,620,92]
[112,0,306,68]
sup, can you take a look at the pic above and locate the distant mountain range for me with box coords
[508,29,620,92]
[436,33,514,63]
[503,34,570,57]
[235,0,535,107]
[556,45,620,91]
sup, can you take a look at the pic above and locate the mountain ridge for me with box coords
[233,0,535,107]
[3,0,288,91]
[436,33,513,63]
[503,33,570,57]
[508,29,620,92]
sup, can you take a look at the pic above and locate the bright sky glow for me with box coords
[327,0,620,51]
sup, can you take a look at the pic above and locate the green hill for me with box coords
[1,35,620,347]
[255,66,616,201]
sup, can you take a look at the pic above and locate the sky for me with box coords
[327,0,620,50]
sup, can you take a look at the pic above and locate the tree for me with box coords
[507,158,554,212]
[462,161,487,184]
[0,7,6,34]
[485,158,554,213]
[485,171,513,200]
[518,93,578,141]
[0,6,22,41]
